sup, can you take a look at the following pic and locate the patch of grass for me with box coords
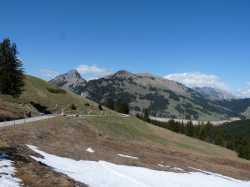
[86,115,241,158]
[0,75,109,119]
[86,116,168,143]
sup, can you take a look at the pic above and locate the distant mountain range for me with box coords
[193,87,236,101]
[49,70,250,120]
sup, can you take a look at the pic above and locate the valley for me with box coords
[0,72,250,186]
[1,3,250,185]
[50,69,250,121]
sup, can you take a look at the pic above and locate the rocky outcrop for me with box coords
[49,70,87,95]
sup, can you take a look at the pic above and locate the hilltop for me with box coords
[0,75,106,121]
[48,70,87,95]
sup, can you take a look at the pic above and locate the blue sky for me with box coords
[0,0,250,96]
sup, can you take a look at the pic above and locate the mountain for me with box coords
[1,74,250,184]
[83,71,241,120]
[49,69,87,95]
[1,104,250,185]
[50,70,242,121]
[217,98,250,119]
[193,87,236,101]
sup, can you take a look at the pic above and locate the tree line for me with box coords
[138,112,250,160]
[103,98,130,114]
[0,38,24,97]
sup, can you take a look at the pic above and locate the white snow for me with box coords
[0,153,22,187]
[27,145,250,187]
[158,164,184,172]
[86,147,95,153]
[117,154,138,160]
[172,167,185,172]
[158,164,169,168]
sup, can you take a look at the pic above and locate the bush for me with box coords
[30,101,51,114]
[114,99,129,114]
[85,103,90,106]
[99,104,103,111]
[47,86,66,94]
[70,104,77,110]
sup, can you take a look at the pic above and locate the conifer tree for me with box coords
[0,38,24,97]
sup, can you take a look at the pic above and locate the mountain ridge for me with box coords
[49,69,248,120]
[194,86,236,101]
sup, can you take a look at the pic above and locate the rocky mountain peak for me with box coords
[64,69,82,80]
[49,69,86,95]
[111,70,135,78]
[49,69,244,120]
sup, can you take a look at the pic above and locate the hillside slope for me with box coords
[194,87,236,101]
[218,99,250,119]
[0,75,104,121]
[50,70,244,121]
[81,71,238,120]
[0,115,249,186]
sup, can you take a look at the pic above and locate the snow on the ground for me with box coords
[86,147,95,153]
[27,145,250,187]
[158,164,170,168]
[172,167,185,172]
[117,154,138,160]
[120,114,130,117]
[158,164,184,172]
[0,153,22,187]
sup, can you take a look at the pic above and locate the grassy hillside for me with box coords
[1,75,250,185]
[0,115,250,184]
[0,75,107,121]
[85,115,240,157]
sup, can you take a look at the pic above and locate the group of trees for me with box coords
[143,118,250,160]
[104,98,129,114]
[0,38,24,97]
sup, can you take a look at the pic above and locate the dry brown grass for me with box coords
[0,116,250,182]
[0,146,87,187]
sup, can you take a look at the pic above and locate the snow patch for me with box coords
[0,153,22,187]
[27,145,250,187]
[158,164,184,172]
[86,147,95,153]
[172,167,184,172]
[158,164,170,168]
[117,154,138,160]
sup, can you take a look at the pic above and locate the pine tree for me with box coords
[114,99,129,114]
[104,98,114,110]
[0,38,24,97]
[143,108,150,122]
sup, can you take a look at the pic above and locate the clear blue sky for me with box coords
[0,0,250,93]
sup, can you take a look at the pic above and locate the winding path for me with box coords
[0,115,56,128]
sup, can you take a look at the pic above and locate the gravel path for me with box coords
[0,115,56,128]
